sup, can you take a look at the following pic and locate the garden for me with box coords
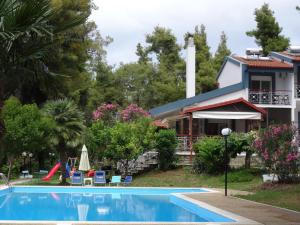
[1,97,299,211]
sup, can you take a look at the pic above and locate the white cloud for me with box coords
[90,0,300,66]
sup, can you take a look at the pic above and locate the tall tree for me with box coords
[134,26,185,108]
[214,32,231,72]
[42,99,85,184]
[185,25,218,93]
[246,3,289,56]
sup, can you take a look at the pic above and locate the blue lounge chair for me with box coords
[71,171,83,186]
[123,176,132,186]
[94,171,106,186]
[109,176,121,186]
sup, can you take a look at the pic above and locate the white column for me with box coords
[186,37,196,98]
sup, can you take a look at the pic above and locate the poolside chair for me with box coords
[123,176,132,186]
[94,171,106,186]
[109,176,121,186]
[71,171,83,186]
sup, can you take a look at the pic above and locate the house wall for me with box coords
[275,72,293,91]
[218,61,242,88]
[267,108,291,124]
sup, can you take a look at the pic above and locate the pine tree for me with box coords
[214,32,231,72]
[246,3,289,55]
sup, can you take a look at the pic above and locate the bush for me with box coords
[193,136,225,174]
[156,129,177,171]
[228,132,255,168]
[253,124,300,183]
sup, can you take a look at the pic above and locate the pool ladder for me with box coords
[0,173,11,186]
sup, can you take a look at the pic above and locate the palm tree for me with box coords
[42,99,85,184]
[0,0,87,103]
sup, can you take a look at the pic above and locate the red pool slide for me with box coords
[42,163,61,181]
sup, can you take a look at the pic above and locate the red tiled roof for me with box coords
[151,120,168,128]
[280,51,300,62]
[183,98,267,115]
[233,56,293,69]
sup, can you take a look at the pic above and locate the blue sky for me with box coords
[90,0,300,66]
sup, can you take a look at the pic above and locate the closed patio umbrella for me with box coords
[79,145,91,171]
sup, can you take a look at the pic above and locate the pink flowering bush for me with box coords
[92,103,119,126]
[253,124,300,183]
[121,104,149,122]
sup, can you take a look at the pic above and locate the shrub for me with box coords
[253,124,300,183]
[92,103,119,126]
[121,104,149,122]
[156,129,177,171]
[228,132,255,168]
[193,136,225,174]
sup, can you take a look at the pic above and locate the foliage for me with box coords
[121,104,149,122]
[214,31,231,72]
[253,124,300,183]
[1,97,53,179]
[85,121,110,166]
[92,103,119,126]
[42,98,85,183]
[193,136,225,174]
[106,122,142,175]
[155,129,178,171]
[0,0,87,104]
[228,132,256,168]
[133,117,156,151]
[246,3,289,55]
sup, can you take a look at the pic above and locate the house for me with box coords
[150,38,300,162]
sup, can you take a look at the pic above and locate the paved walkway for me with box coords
[187,191,300,225]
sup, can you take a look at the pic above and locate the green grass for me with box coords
[16,174,69,186]
[132,167,262,191]
[238,184,300,212]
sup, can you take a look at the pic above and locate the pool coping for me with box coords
[0,185,261,225]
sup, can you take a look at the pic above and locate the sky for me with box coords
[90,0,300,66]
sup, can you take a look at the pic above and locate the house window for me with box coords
[250,76,272,91]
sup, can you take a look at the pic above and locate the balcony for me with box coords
[296,85,300,98]
[248,90,291,105]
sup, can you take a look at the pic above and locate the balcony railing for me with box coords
[295,85,300,98]
[248,90,291,105]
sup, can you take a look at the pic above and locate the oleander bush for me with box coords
[253,124,300,183]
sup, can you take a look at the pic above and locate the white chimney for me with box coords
[186,37,196,98]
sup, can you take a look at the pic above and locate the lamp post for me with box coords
[22,152,27,170]
[221,128,232,197]
[28,153,33,174]
[49,153,55,166]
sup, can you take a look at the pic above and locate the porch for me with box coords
[168,98,266,165]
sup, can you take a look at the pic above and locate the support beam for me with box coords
[189,113,193,163]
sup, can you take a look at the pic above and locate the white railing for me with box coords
[176,135,200,152]
[248,90,291,105]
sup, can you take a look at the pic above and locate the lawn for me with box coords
[132,167,262,191]
[238,184,300,212]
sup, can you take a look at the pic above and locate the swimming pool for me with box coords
[0,186,236,223]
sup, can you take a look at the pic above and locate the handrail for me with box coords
[0,173,10,186]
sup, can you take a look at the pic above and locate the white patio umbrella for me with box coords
[79,145,91,171]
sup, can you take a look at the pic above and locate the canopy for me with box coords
[79,145,91,171]
[192,111,261,120]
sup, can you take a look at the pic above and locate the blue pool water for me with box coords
[0,187,235,222]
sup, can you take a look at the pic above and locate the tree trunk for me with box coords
[7,156,13,181]
[59,145,68,185]
[245,151,251,169]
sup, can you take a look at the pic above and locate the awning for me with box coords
[192,111,261,120]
